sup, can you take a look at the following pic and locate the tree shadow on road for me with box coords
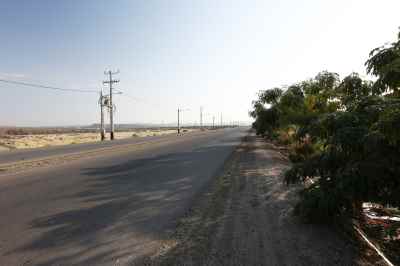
[6,143,236,266]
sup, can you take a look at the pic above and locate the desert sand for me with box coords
[0,129,187,150]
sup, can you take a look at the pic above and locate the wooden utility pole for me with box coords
[200,106,203,130]
[177,108,189,134]
[99,90,105,141]
[103,70,119,140]
[177,108,180,134]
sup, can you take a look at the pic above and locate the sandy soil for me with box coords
[0,145,9,152]
[139,134,359,266]
[0,129,182,150]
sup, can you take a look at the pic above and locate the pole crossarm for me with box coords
[103,70,120,140]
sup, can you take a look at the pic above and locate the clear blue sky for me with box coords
[1,0,399,126]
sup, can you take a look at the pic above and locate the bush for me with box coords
[251,30,400,223]
[294,184,347,223]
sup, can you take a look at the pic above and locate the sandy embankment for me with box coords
[0,129,185,150]
[0,145,9,152]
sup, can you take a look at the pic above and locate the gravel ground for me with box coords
[140,133,359,266]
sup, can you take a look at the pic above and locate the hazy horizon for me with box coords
[0,121,250,128]
[1,0,399,126]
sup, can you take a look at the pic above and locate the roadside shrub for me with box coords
[288,138,315,163]
[251,30,400,223]
[294,184,348,223]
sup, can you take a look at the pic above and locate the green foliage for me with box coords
[376,101,400,145]
[294,183,348,223]
[288,139,316,163]
[336,73,373,109]
[366,30,400,94]
[251,71,341,138]
[251,107,280,136]
[251,30,400,223]
[259,87,283,105]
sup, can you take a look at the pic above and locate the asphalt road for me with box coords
[0,128,247,266]
[0,131,197,165]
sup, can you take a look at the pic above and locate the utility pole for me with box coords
[177,108,189,134]
[220,113,223,128]
[213,116,215,129]
[200,106,203,130]
[99,90,105,141]
[177,108,180,134]
[103,70,119,140]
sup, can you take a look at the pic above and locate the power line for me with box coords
[0,79,98,93]
[113,88,161,108]
[3,78,218,127]
[124,95,160,108]
[0,77,161,108]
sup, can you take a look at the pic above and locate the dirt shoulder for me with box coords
[137,133,359,266]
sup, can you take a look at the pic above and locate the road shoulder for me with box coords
[137,133,356,266]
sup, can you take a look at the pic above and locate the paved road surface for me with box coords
[0,131,202,165]
[0,128,247,265]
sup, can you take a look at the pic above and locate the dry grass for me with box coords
[0,129,190,150]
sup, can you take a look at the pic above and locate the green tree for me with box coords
[284,31,400,222]
[250,30,400,223]
[366,30,400,95]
